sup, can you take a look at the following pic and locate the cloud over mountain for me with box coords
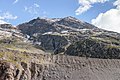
[0,12,17,24]
[75,0,109,15]
[24,3,40,16]
[0,20,8,24]
[0,12,17,20]
[92,0,120,33]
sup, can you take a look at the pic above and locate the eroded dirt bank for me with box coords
[0,51,120,80]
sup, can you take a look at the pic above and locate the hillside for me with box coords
[0,17,120,80]
[18,16,120,59]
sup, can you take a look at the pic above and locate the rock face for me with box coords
[0,24,25,40]
[33,34,68,53]
[0,24,13,29]
[0,61,14,80]
[55,16,96,29]
[65,38,120,59]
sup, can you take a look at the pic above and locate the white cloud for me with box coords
[0,20,8,24]
[114,0,120,9]
[0,12,17,20]
[13,0,19,4]
[91,0,120,33]
[75,0,109,15]
[24,3,40,15]
[34,3,40,8]
[0,12,17,24]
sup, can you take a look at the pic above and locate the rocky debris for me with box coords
[0,61,14,80]
[0,52,120,80]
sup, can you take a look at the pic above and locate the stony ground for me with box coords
[0,49,120,80]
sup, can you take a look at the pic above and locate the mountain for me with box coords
[18,16,120,58]
[17,16,97,53]
[0,17,120,80]
[0,24,45,54]
[55,16,96,29]
[18,16,96,36]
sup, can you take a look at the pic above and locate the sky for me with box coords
[0,0,120,33]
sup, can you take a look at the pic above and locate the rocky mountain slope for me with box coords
[18,17,96,36]
[0,16,120,80]
[18,16,120,58]
[0,24,45,54]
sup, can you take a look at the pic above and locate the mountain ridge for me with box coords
[17,16,120,59]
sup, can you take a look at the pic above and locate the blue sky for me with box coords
[0,0,117,26]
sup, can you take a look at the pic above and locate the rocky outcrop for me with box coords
[0,24,26,42]
[55,16,96,29]
[65,38,120,59]
[0,61,14,80]
[33,34,68,53]
[0,24,14,29]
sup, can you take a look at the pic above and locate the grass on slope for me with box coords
[0,37,45,54]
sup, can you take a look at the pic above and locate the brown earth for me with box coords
[0,49,120,80]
